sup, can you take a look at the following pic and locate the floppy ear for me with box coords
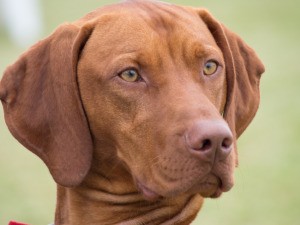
[0,23,94,187]
[198,10,265,139]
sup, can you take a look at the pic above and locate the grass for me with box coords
[1,0,299,224]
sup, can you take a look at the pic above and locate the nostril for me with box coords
[222,138,233,149]
[199,139,212,151]
[219,137,233,160]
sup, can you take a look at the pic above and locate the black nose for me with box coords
[185,120,233,162]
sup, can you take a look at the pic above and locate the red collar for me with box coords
[9,221,30,225]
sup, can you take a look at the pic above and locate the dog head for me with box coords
[0,0,264,200]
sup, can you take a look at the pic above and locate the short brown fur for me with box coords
[0,1,264,224]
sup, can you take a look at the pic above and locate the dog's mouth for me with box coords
[137,181,162,201]
[136,174,230,201]
[189,175,224,198]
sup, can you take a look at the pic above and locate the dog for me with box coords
[0,0,264,224]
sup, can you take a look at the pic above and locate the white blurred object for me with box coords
[0,0,43,47]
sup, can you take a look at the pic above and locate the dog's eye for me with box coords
[203,61,218,76]
[119,69,141,82]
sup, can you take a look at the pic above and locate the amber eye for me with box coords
[203,61,218,76]
[119,69,141,82]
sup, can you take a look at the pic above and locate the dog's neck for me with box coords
[54,143,203,225]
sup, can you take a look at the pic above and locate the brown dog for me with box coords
[0,0,264,224]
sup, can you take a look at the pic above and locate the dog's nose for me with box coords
[185,120,233,162]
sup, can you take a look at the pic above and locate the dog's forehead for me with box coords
[85,1,217,52]
[122,1,210,36]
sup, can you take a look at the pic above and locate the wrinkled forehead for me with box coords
[87,1,218,53]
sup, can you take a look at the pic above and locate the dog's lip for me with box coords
[209,188,223,198]
[137,181,162,201]
[205,175,233,198]
[135,174,233,200]
[195,175,232,198]
[196,180,220,197]
[221,180,234,192]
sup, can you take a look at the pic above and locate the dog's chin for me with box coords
[185,175,225,198]
[189,181,223,198]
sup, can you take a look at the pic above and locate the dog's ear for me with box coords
[198,10,265,139]
[0,23,94,187]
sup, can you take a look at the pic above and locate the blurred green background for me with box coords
[0,0,299,224]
